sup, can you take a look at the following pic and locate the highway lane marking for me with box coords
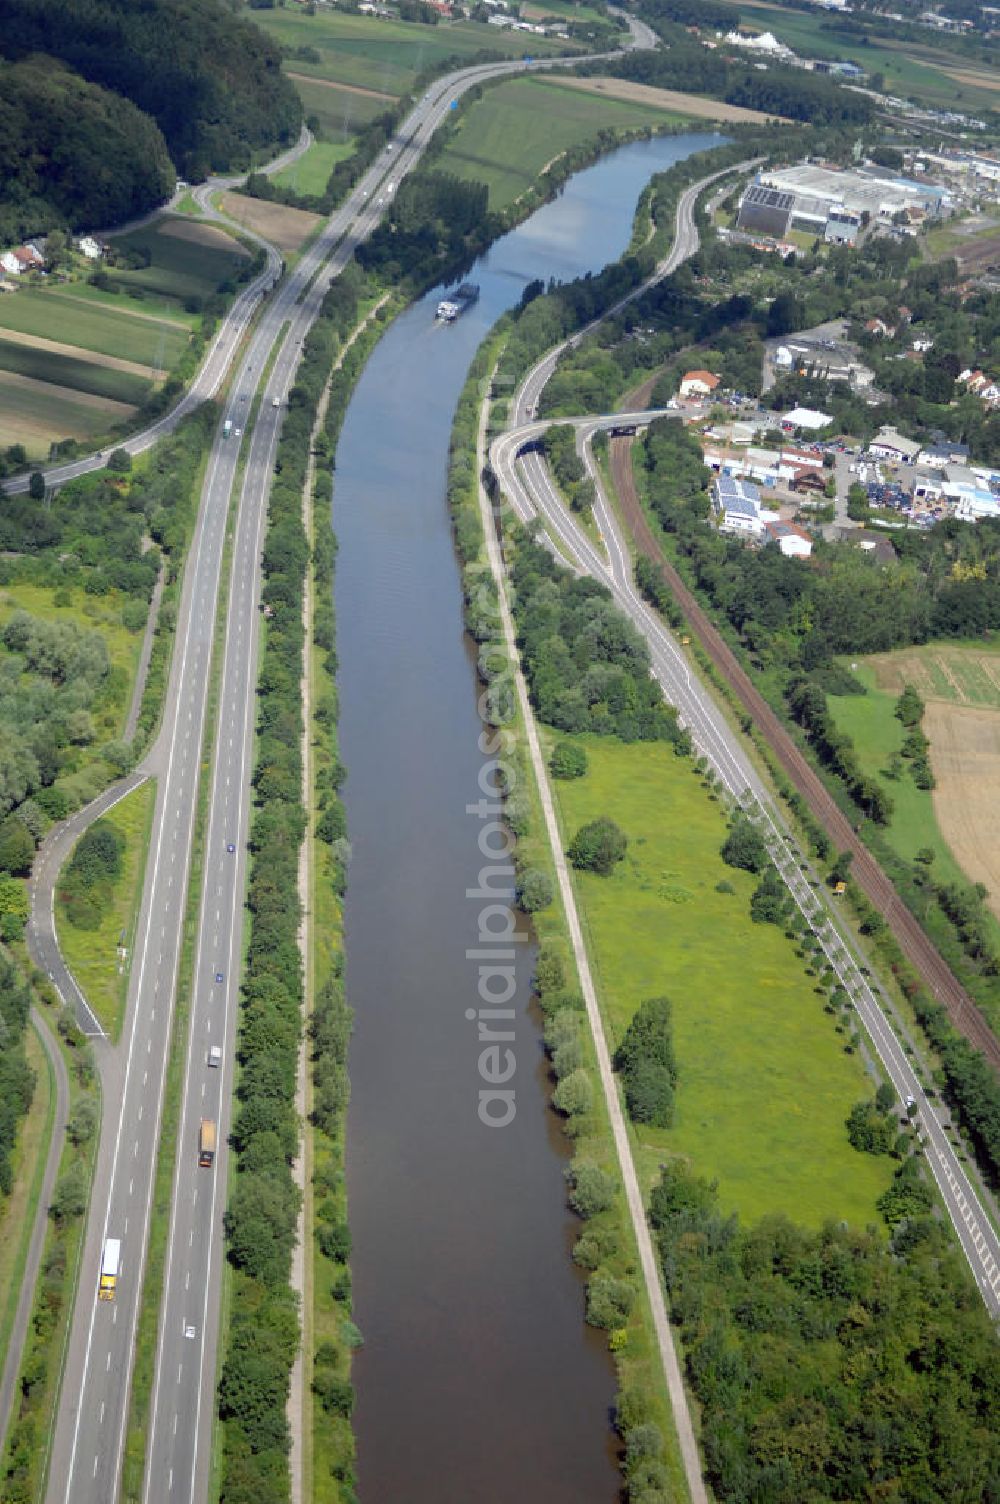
[106,1352,111,1371]
[100,1402,105,1424]
[143,1070,148,1086]
[129,1179,134,1196]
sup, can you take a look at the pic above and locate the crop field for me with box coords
[272,137,355,195]
[107,216,250,304]
[433,76,686,209]
[0,288,187,369]
[717,0,998,112]
[558,74,791,123]
[831,646,1000,936]
[0,371,136,455]
[864,641,1000,707]
[218,193,323,254]
[288,75,391,143]
[250,6,566,97]
[0,335,151,406]
[549,735,891,1228]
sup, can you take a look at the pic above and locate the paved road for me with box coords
[38,21,658,1504]
[0,1008,69,1449]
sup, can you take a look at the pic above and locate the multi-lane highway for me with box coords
[36,21,659,1504]
[488,174,1000,1315]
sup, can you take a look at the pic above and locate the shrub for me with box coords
[550,741,588,780]
[586,1270,635,1329]
[516,868,554,912]
[567,1161,616,1218]
[568,817,627,876]
[553,1067,593,1120]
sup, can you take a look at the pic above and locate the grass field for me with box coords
[432,75,686,209]
[56,779,156,1041]
[288,76,390,143]
[549,735,891,1227]
[718,0,999,112]
[0,582,142,711]
[218,192,324,254]
[251,8,567,97]
[273,137,355,196]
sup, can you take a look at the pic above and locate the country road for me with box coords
[25,19,662,1504]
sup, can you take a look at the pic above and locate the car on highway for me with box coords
[272,396,280,408]
[208,1045,222,1068]
[226,842,236,853]
[215,971,224,983]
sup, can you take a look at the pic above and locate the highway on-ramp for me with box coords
[39,22,658,1504]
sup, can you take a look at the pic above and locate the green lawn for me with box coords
[433,75,686,209]
[273,138,355,195]
[56,779,156,1041]
[719,0,999,112]
[550,735,892,1228]
[0,288,187,368]
[250,6,567,97]
[0,337,151,405]
[289,76,390,142]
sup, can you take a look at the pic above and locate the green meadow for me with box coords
[289,76,390,142]
[549,735,892,1227]
[433,75,686,209]
[273,137,356,195]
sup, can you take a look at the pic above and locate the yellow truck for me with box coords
[99,1238,121,1301]
[199,1118,216,1168]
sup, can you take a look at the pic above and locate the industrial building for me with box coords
[737,163,951,241]
[712,475,763,537]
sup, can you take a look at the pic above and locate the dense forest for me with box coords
[0,0,300,236]
[510,530,691,747]
[0,952,34,1197]
[651,1162,1000,1503]
[0,58,174,242]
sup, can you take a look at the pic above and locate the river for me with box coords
[335,129,724,1503]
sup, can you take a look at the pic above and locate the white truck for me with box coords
[223,419,233,438]
[99,1238,121,1302]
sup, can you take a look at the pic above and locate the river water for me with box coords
[335,129,724,1502]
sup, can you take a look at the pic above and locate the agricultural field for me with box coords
[218,193,324,255]
[549,735,892,1228]
[0,215,249,458]
[717,0,999,113]
[831,644,1000,928]
[288,75,392,144]
[432,75,688,210]
[557,74,791,123]
[248,6,567,100]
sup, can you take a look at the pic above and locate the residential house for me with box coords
[679,369,720,399]
[765,519,813,556]
[76,235,105,260]
[0,251,21,277]
[865,316,894,337]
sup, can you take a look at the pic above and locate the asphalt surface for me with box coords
[488,174,1000,1318]
[37,20,659,1504]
